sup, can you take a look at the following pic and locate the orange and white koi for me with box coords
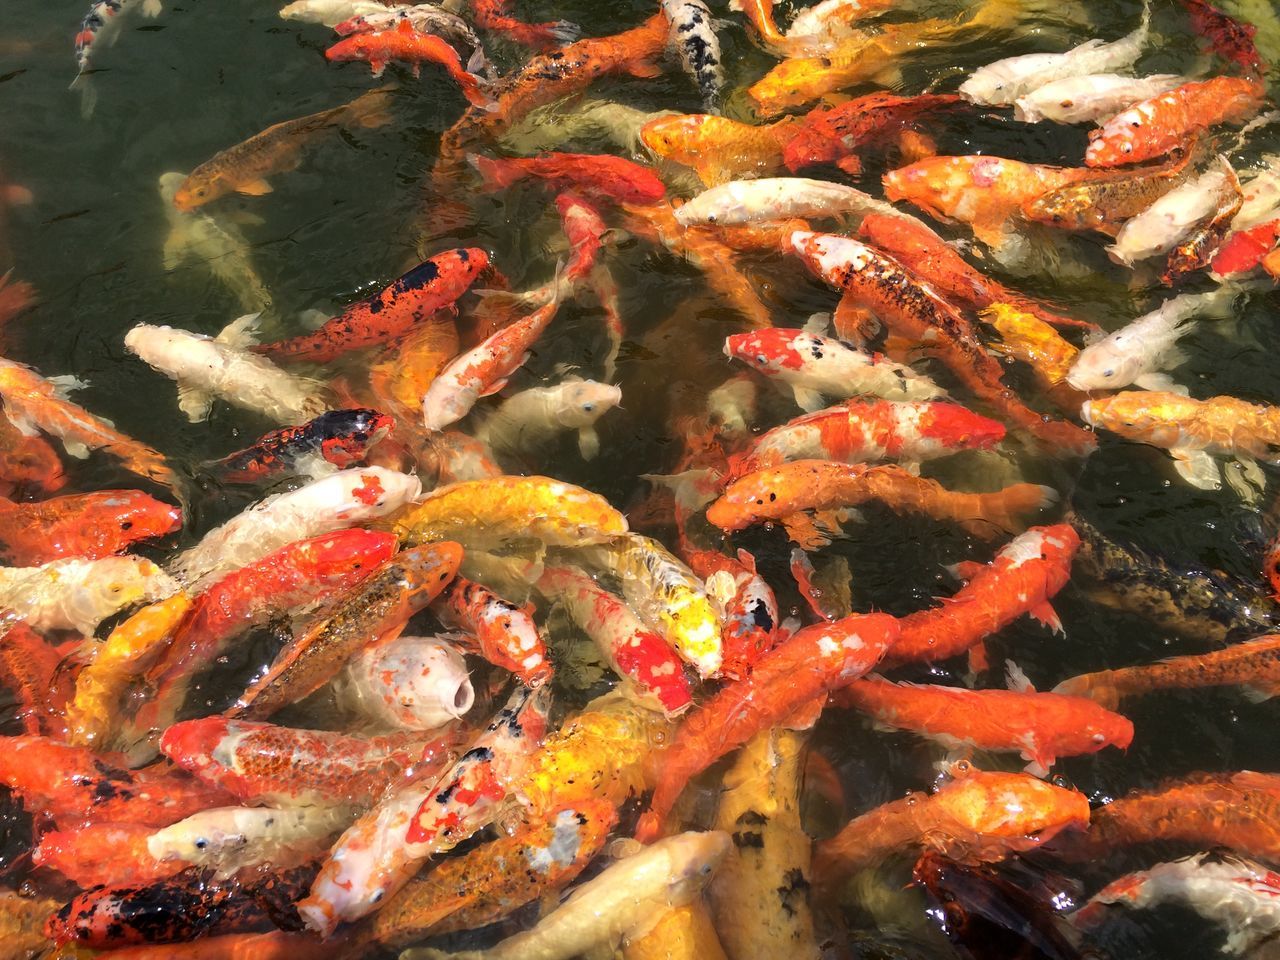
[724,328,945,411]
[335,633,474,730]
[834,673,1133,775]
[435,577,552,687]
[884,524,1079,668]
[1082,390,1280,490]
[537,564,693,714]
[731,0,785,47]
[635,612,899,842]
[1086,76,1267,168]
[160,717,460,807]
[812,768,1090,894]
[1014,73,1188,125]
[727,399,1005,479]
[298,685,551,936]
[1054,633,1280,709]
[782,0,896,54]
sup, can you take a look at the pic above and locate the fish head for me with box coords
[158,716,234,772]
[639,114,708,164]
[661,830,734,898]
[171,172,227,212]
[920,403,1006,451]
[345,633,475,729]
[1084,124,1137,168]
[937,771,1091,843]
[0,423,65,494]
[552,380,622,428]
[957,64,1019,107]
[304,529,399,583]
[1078,705,1135,754]
[324,36,369,63]
[1080,392,1196,448]
[313,408,395,468]
[612,627,694,715]
[73,557,177,626]
[1066,340,1139,391]
[748,57,832,117]
[331,467,422,522]
[89,490,183,544]
[724,329,798,375]
[790,230,869,285]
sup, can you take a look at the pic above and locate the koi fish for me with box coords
[158,173,272,315]
[279,0,387,27]
[1024,146,1201,237]
[622,902,728,960]
[725,328,945,410]
[1086,76,1266,168]
[635,612,899,842]
[135,529,398,745]
[782,0,896,54]
[537,564,693,714]
[389,474,628,549]
[727,399,1005,479]
[1075,851,1280,955]
[66,593,192,749]
[0,555,176,635]
[855,213,1094,332]
[468,0,579,49]
[1107,156,1241,267]
[0,891,60,960]
[298,685,550,935]
[231,542,464,719]
[1083,390,1280,490]
[210,408,394,483]
[0,735,229,828]
[126,318,327,425]
[1054,633,1280,709]
[71,0,162,118]
[0,412,64,498]
[160,717,459,806]
[147,805,353,879]
[47,864,315,949]
[1179,0,1265,74]
[417,429,504,485]
[675,177,901,227]
[368,319,461,429]
[355,799,617,951]
[421,292,560,431]
[1054,771,1280,862]
[981,304,1080,393]
[468,151,666,206]
[812,768,1090,895]
[959,2,1150,106]
[1067,287,1239,393]
[834,672,1133,775]
[169,466,420,589]
[435,577,551,687]
[640,113,796,187]
[172,89,396,210]
[790,231,1097,454]
[0,358,179,494]
[730,0,785,47]
[334,7,489,76]
[476,378,621,461]
[0,623,72,738]
[33,821,184,889]
[335,633,474,730]
[1014,73,1188,125]
[1212,218,1280,276]
[706,460,1057,546]
[782,92,965,176]
[255,248,489,365]
[661,0,724,112]
[1164,160,1246,283]
[401,832,732,960]
[326,20,492,109]
[580,533,724,679]
[708,729,821,960]
[0,489,179,565]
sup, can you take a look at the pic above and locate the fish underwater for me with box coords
[12,0,1280,958]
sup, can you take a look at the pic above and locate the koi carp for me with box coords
[160,717,459,806]
[0,624,73,738]
[0,413,64,499]
[661,0,724,112]
[326,20,492,109]
[476,378,620,462]
[635,611,899,842]
[640,113,796,187]
[33,821,185,888]
[335,8,489,76]
[1014,73,1188,125]
[468,152,666,205]
[230,541,464,719]
[71,0,162,118]
[0,489,179,566]
[254,248,489,365]
[1180,0,1266,74]
[0,555,177,636]
[980,303,1081,394]
[675,177,900,227]
[434,577,552,687]
[468,0,579,49]
[210,409,394,483]
[335,633,474,730]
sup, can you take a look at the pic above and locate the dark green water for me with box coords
[4,0,1280,956]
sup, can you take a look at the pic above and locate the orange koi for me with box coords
[0,624,73,738]
[639,113,797,186]
[732,0,785,46]
[791,230,1097,454]
[33,821,184,888]
[833,674,1133,775]
[468,152,666,205]
[634,611,900,842]
[1053,634,1280,709]
[1086,76,1266,168]
[812,768,1090,895]
[469,0,579,49]
[326,20,492,108]
[435,576,552,686]
[0,490,179,566]
[0,409,64,498]
[980,303,1080,391]
[706,460,1056,547]
[883,524,1079,668]
[368,313,460,423]
[1212,218,1280,276]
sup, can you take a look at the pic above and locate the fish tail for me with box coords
[1051,673,1122,710]
[341,87,397,130]
[978,482,1059,533]
[466,152,520,191]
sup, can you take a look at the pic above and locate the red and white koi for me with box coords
[72,0,162,117]
[335,633,475,730]
[435,577,552,687]
[782,0,895,55]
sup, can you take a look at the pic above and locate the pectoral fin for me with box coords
[162,232,188,271]
[216,312,261,348]
[791,386,826,413]
[235,178,273,197]
[1027,600,1064,635]
[47,374,88,400]
[62,439,91,459]
[1169,447,1221,490]
[1133,372,1187,394]
[577,427,599,460]
[177,384,213,422]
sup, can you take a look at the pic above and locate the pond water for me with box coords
[3,0,1280,956]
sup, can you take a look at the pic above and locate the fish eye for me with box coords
[582,403,594,413]
[194,839,208,849]
[121,521,133,530]
[1102,369,1114,378]
[1092,733,1106,743]
[755,355,767,365]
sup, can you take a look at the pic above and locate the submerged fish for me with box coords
[210,408,394,483]
[71,0,162,117]
[660,0,725,112]
[476,378,620,460]
[326,20,492,108]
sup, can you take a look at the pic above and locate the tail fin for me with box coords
[340,86,397,129]
[466,153,521,192]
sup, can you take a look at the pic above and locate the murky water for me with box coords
[4,0,1280,956]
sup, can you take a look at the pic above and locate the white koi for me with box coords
[476,378,621,460]
[0,556,177,635]
[1014,73,1187,125]
[334,633,474,732]
[674,177,903,227]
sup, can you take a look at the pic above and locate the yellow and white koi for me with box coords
[0,556,177,636]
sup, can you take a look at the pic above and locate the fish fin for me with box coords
[791,386,826,413]
[1004,659,1035,693]
[1132,372,1187,394]
[141,0,162,16]
[966,641,989,675]
[832,299,880,344]
[215,312,261,348]
[1242,681,1280,703]
[1169,447,1221,490]
[1027,600,1064,635]
[803,311,831,334]
[465,47,490,77]
[783,510,842,549]
[1022,756,1052,779]
[47,374,88,399]
[294,307,331,332]
[1,411,38,438]
[835,155,863,177]
[899,460,921,476]
[161,232,188,271]
[176,384,214,422]
[870,63,903,89]
[639,468,720,510]
[62,439,91,459]
[783,695,826,731]
[944,559,986,583]
[236,179,273,196]
[626,59,663,79]
[223,209,266,227]
[293,451,340,480]
[735,548,757,574]
[480,376,510,398]
[577,427,599,460]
